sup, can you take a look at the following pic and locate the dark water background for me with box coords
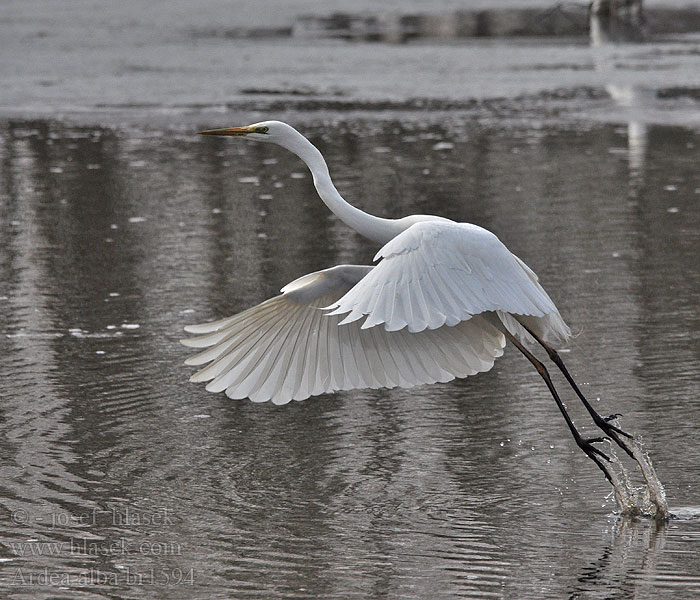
[1,117,699,598]
[2,0,700,596]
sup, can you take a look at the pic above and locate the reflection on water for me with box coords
[0,118,699,598]
[590,8,654,198]
[293,6,589,42]
[573,516,700,597]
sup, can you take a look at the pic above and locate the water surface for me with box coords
[0,117,699,598]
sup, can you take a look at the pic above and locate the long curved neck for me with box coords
[281,132,404,245]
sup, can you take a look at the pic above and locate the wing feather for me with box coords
[182,264,507,404]
[314,305,332,394]
[182,221,569,404]
[326,221,566,336]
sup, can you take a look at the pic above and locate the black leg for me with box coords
[501,329,615,484]
[514,319,636,460]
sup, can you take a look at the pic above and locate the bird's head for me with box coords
[198,120,300,148]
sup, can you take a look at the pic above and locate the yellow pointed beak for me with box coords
[198,126,251,136]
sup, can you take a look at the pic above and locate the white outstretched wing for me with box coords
[325,221,570,341]
[182,264,506,405]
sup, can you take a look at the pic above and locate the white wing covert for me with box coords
[181,264,506,405]
[325,221,566,336]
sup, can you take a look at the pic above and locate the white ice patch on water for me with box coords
[5,325,142,339]
[5,332,65,338]
[668,507,700,521]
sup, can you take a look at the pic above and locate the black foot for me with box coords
[593,414,633,440]
[577,436,611,462]
[587,436,609,444]
[575,434,615,484]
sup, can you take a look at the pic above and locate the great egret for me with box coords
[182,120,634,482]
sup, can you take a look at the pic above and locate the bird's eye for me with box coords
[255,127,269,134]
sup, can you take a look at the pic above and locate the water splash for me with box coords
[605,430,669,521]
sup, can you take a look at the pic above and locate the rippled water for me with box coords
[1,118,699,599]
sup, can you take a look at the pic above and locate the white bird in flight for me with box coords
[182,120,634,482]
